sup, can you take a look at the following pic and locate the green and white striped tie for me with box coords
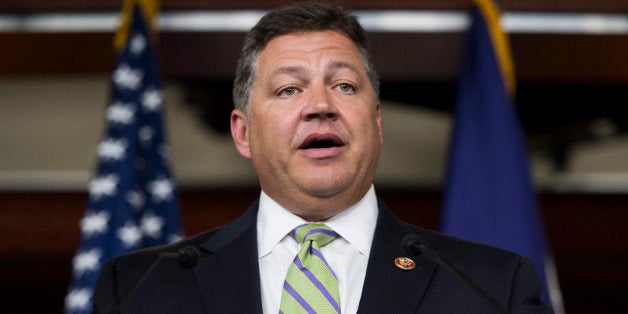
[279,223,341,313]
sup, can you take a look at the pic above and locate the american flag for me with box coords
[64,2,183,313]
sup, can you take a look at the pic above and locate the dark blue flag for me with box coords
[64,3,183,313]
[440,0,562,310]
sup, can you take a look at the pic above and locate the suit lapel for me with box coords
[358,199,437,313]
[194,202,263,313]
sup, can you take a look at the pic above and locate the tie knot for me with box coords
[291,223,339,247]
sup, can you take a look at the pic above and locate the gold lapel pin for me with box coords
[394,257,416,270]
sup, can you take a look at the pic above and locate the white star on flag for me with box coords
[65,288,92,311]
[112,63,143,90]
[117,220,142,248]
[129,33,147,55]
[72,248,102,276]
[141,213,165,239]
[88,174,119,200]
[98,138,127,161]
[106,102,135,125]
[142,88,163,112]
[126,190,145,210]
[148,178,174,202]
[158,143,170,159]
[139,126,154,145]
[80,211,110,237]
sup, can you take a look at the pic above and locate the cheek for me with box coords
[351,107,379,134]
[251,113,294,152]
[355,115,382,154]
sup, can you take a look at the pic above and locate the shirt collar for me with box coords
[257,191,306,259]
[324,186,378,257]
[257,186,378,258]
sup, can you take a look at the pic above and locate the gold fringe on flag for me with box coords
[473,0,516,94]
[113,0,160,51]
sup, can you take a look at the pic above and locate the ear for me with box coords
[230,109,252,159]
[375,102,383,144]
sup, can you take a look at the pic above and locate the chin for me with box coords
[304,187,343,199]
[298,175,352,199]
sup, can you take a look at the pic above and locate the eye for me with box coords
[278,87,299,98]
[337,83,356,94]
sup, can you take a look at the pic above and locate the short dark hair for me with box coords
[232,2,380,114]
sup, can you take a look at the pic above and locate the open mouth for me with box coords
[299,133,345,150]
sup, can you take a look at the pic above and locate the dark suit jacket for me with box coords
[93,198,553,313]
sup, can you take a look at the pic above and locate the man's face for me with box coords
[231,31,382,220]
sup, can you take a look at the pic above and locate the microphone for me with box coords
[176,246,204,268]
[108,246,204,313]
[401,234,508,314]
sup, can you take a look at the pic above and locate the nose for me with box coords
[302,85,338,122]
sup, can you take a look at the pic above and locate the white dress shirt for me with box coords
[257,186,379,314]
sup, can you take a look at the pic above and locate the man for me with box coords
[94,2,553,313]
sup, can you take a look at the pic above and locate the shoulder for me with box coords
[403,227,551,312]
[408,226,552,310]
[420,227,522,261]
[409,225,528,277]
[105,227,223,270]
[100,200,259,279]
[106,197,261,269]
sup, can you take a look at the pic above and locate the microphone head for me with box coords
[177,246,203,268]
[401,233,426,256]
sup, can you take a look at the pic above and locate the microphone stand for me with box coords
[106,246,202,314]
[403,234,508,314]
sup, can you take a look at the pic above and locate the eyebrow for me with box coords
[267,60,364,88]
[270,61,361,77]
[326,60,361,75]
[269,66,307,80]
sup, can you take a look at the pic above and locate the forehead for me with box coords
[256,31,365,74]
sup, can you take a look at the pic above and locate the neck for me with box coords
[264,185,372,222]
